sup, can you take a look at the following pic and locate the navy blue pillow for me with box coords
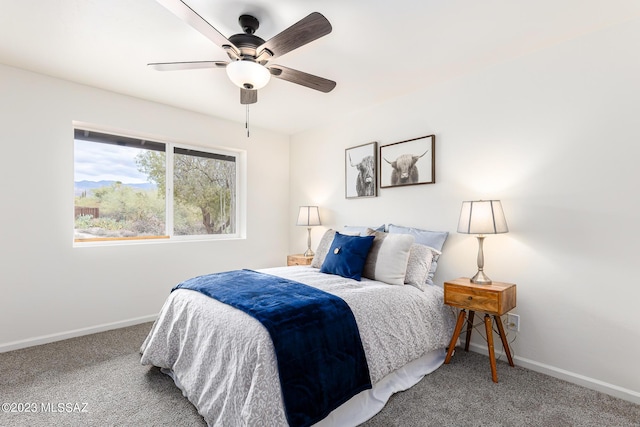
[320,232,375,280]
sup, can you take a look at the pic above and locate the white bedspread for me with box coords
[140,266,456,426]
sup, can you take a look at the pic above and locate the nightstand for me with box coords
[287,254,314,266]
[443,277,516,383]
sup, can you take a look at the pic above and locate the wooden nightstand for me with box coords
[443,277,516,383]
[287,254,314,266]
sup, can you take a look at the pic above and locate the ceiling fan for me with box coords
[149,0,336,105]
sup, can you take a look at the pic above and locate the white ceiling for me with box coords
[1,0,639,135]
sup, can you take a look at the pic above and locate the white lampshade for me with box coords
[457,200,508,235]
[226,60,271,90]
[296,206,321,227]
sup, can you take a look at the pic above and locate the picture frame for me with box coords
[345,141,378,199]
[379,135,435,188]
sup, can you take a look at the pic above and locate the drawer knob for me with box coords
[467,296,473,300]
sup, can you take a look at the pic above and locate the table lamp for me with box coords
[296,206,321,257]
[457,200,508,284]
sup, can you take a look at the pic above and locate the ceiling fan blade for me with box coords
[155,0,238,54]
[241,89,257,104]
[257,12,331,60]
[148,61,228,71]
[269,65,336,93]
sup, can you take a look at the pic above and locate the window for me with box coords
[74,128,240,243]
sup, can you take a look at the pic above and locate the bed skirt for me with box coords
[315,348,445,426]
[161,348,445,427]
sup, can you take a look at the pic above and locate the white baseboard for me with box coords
[0,314,157,353]
[463,340,640,405]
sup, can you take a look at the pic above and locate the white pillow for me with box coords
[362,229,414,285]
[404,244,440,291]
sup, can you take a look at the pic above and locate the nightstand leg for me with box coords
[464,310,475,351]
[444,309,467,364]
[494,315,514,367]
[484,314,498,383]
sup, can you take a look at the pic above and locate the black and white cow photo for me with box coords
[380,135,435,188]
[345,142,377,198]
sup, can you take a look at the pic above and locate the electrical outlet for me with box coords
[507,313,520,332]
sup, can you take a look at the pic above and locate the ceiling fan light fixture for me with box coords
[226,60,271,90]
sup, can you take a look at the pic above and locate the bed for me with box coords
[140,227,457,426]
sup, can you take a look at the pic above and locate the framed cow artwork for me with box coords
[379,135,435,188]
[345,141,377,199]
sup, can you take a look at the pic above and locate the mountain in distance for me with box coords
[74,180,156,196]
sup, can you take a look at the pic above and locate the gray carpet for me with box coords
[1,323,638,427]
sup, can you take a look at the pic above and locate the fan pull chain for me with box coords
[245,105,250,138]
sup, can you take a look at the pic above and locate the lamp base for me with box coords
[471,235,492,285]
[304,227,315,257]
[471,270,492,285]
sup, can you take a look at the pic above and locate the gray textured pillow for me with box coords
[310,229,337,268]
[362,229,415,285]
[388,224,447,285]
[404,244,439,291]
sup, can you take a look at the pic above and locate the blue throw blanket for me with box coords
[173,269,371,427]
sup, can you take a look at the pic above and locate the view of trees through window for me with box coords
[74,129,237,242]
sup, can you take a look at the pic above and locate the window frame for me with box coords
[73,124,245,246]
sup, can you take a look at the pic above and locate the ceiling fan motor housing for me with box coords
[228,33,265,59]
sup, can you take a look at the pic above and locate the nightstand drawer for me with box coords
[287,254,313,266]
[444,278,516,316]
[445,286,500,312]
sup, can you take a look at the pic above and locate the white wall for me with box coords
[289,18,640,402]
[0,64,290,349]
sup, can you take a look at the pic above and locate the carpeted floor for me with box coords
[1,322,638,426]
